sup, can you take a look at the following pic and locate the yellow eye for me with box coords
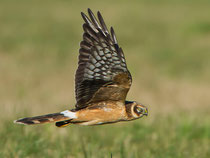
[136,107,143,113]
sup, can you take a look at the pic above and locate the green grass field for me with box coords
[0,0,210,157]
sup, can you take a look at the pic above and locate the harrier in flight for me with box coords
[14,9,148,127]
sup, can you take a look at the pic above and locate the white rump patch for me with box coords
[61,110,77,119]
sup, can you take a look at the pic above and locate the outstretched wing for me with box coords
[75,9,132,109]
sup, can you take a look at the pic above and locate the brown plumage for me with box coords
[76,10,131,109]
[14,8,148,127]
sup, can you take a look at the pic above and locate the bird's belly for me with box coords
[73,106,126,125]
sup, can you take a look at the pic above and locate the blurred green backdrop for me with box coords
[0,0,210,157]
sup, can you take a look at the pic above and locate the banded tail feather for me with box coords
[14,110,77,126]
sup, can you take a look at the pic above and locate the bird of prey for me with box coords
[14,8,148,127]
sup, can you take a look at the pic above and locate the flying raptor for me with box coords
[14,9,148,127]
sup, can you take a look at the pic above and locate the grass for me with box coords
[1,115,210,158]
[0,0,210,157]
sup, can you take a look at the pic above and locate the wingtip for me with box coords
[81,12,85,18]
[110,27,118,44]
[110,26,114,35]
[97,11,101,18]
[87,8,94,18]
[83,8,93,17]
[87,8,92,12]
[97,11,108,33]
[81,11,91,24]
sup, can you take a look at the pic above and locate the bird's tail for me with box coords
[14,110,76,127]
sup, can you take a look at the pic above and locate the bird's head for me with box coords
[125,101,148,120]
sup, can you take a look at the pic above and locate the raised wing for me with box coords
[75,9,132,109]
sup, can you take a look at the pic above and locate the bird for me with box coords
[14,8,148,127]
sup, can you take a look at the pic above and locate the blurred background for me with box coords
[0,0,209,157]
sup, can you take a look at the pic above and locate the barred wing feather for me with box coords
[75,9,132,109]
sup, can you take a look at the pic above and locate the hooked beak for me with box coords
[144,108,148,116]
